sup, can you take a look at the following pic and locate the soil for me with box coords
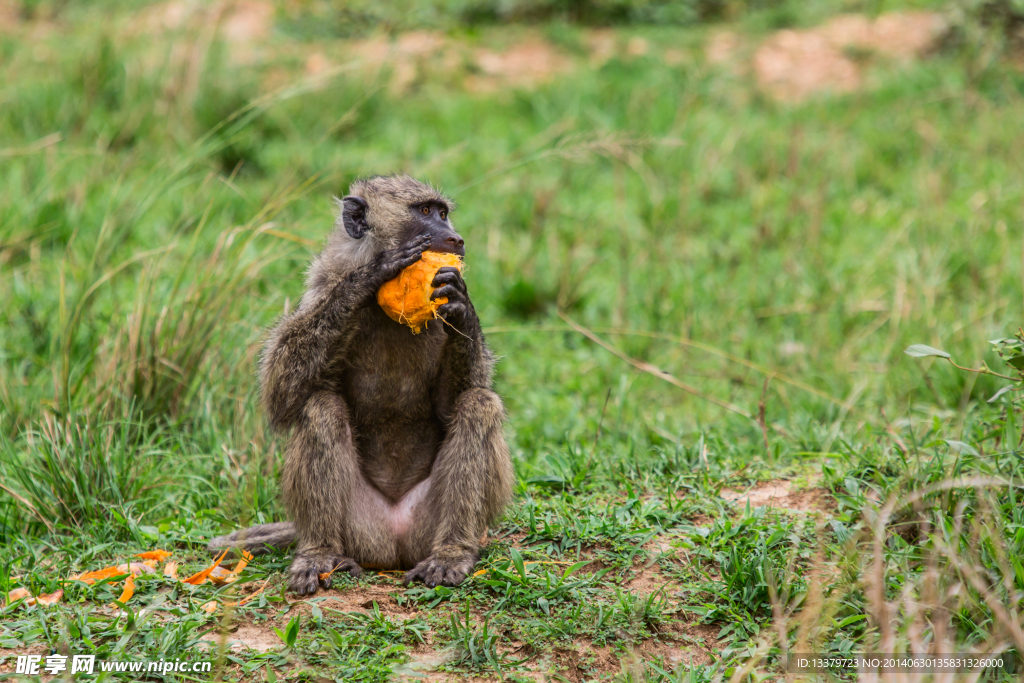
[0,1,19,33]
[220,623,281,652]
[0,644,48,675]
[719,479,836,513]
[220,0,274,43]
[752,12,946,101]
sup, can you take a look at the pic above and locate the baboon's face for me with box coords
[340,190,463,256]
[407,201,464,256]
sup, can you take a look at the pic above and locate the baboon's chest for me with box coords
[339,310,446,493]
[343,318,443,418]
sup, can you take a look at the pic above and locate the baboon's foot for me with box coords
[288,550,362,595]
[402,549,477,588]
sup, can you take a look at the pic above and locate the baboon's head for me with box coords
[338,175,463,256]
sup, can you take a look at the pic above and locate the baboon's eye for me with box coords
[421,206,430,215]
[440,210,447,220]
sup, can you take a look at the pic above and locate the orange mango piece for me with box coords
[182,550,229,586]
[4,588,62,608]
[73,566,124,585]
[36,590,63,606]
[317,558,351,583]
[238,578,271,606]
[134,550,172,562]
[209,550,253,585]
[73,562,153,584]
[377,251,463,334]
[230,550,254,578]
[208,566,232,585]
[219,577,270,610]
[112,575,135,607]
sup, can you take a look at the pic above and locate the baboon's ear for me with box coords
[341,195,369,239]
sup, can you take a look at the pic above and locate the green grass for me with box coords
[1,0,1024,680]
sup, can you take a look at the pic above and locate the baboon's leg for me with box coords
[283,390,397,594]
[208,522,296,556]
[402,388,513,586]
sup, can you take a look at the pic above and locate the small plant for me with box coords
[447,601,505,673]
[274,614,300,651]
[906,330,1024,450]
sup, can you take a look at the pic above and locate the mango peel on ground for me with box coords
[377,251,464,334]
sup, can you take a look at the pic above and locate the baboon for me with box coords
[209,175,514,595]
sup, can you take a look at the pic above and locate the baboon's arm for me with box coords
[431,268,495,424]
[262,236,430,430]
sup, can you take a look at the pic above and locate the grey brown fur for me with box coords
[209,175,513,594]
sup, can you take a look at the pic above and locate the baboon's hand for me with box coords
[431,267,474,334]
[372,234,431,287]
[402,550,476,588]
[288,550,361,595]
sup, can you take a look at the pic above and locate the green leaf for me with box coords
[310,604,322,629]
[266,665,278,683]
[829,519,852,544]
[1012,557,1024,591]
[510,548,527,582]
[904,344,951,359]
[988,386,1014,403]
[945,440,979,456]
[537,597,550,616]
[325,627,344,649]
[1007,355,1024,369]
[562,561,590,578]
[278,615,299,648]
[837,614,867,628]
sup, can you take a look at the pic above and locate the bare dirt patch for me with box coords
[637,634,716,667]
[396,642,527,682]
[467,40,573,92]
[347,32,573,94]
[687,512,714,528]
[133,0,201,33]
[719,479,835,513]
[132,0,273,61]
[555,643,621,683]
[392,644,460,680]
[291,579,418,618]
[752,12,946,102]
[0,644,47,674]
[348,31,453,92]
[623,563,677,596]
[641,535,692,570]
[0,1,20,33]
[0,0,56,37]
[586,29,617,67]
[706,30,744,67]
[555,629,718,683]
[646,535,678,557]
[219,623,281,652]
[221,0,274,43]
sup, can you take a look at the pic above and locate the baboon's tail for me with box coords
[207,522,296,556]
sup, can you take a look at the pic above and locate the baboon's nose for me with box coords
[432,230,465,256]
